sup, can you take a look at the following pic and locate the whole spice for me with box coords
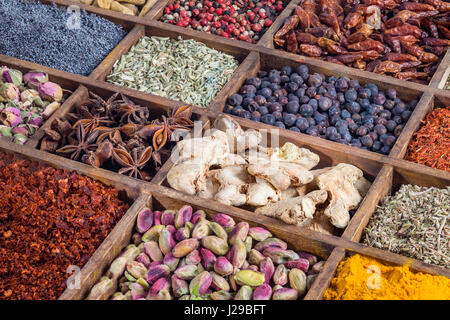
[0,67,67,145]
[73,0,157,16]
[363,185,450,268]
[87,206,323,300]
[0,153,129,300]
[405,107,449,172]
[224,64,416,154]
[0,0,127,75]
[274,0,450,83]
[40,92,194,181]
[324,254,450,300]
[107,36,239,108]
[160,0,288,43]
[167,114,372,234]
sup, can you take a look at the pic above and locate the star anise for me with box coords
[56,124,99,161]
[72,104,115,133]
[112,146,153,180]
[137,105,194,151]
[115,94,149,125]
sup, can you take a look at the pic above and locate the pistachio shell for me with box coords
[200,248,216,271]
[285,258,309,272]
[185,249,201,265]
[136,207,153,233]
[154,210,162,225]
[130,282,146,300]
[248,249,266,266]
[175,226,190,242]
[145,264,170,285]
[262,247,298,264]
[161,210,176,226]
[126,261,147,279]
[210,271,230,292]
[212,214,236,229]
[174,264,199,280]
[191,210,206,224]
[254,237,288,252]
[163,252,180,272]
[149,277,170,296]
[211,290,234,300]
[227,239,247,269]
[273,264,289,286]
[259,257,275,284]
[172,275,189,297]
[86,277,114,300]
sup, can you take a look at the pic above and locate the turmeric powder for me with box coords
[324,254,450,300]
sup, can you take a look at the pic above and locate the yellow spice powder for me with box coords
[324,254,450,300]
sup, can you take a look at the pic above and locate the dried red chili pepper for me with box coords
[405,107,450,172]
[0,153,130,300]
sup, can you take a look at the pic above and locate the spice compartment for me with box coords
[90,23,252,109]
[157,108,385,242]
[429,49,450,90]
[58,0,158,19]
[210,49,431,160]
[305,241,450,300]
[1,0,137,79]
[0,142,141,300]
[265,1,450,87]
[79,188,340,300]
[33,81,209,185]
[147,0,299,45]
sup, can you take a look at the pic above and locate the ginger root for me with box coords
[316,163,364,229]
[269,142,320,170]
[255,190,328,227]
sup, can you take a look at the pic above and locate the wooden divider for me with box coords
[0,0,448,300]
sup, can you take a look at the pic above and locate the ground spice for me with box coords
[405,107,450,172]
[324,254,450,300]
[0,152,130,300]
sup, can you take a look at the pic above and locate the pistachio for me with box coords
[234,285,253,300]
[159,227,176,255]
[130,282,146,300]
[289,268,307,297]
[163,252,180,272]
[248,227,272,242]
[145,264,170,285]
[136,207,153,233]
[263,247,298,264]
[248,249,266,266]
[259,258,275,284]
[144,241,163,262]
[272,288,298,300]
[172,238,200,258]
[211,290,234,300]
[175,205,193,228]
[209,222,228,242]
[200,248,216,271]
[244,236,253,253]
[174,264,199,280]
[253,283,272,300]
[273,264,289,286]
[192,210,206,224]
[192,220,211,239]
[185,249,201,265]
[189,271,213,295]
[214,256,233,276]
[212,214,236,230]
[141,224,164,242]
[234,270,265,287]
[175,226,190,242]
[161,210,176,226]
[149,277,170,296]
[254,238,288,252]
[227,239,247,269]
[285,258,309,272]
[126,261,147,279]
[210,271,230,292]
[154,210,162,226]
[86,277,114,300]
[228,222,249,245]
[202,236,229,255]
[311,261,325,274]
[172,275,189,297]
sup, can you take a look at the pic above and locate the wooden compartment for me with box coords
[263,3,450,89]
[306,242,450,300]
[146,0,300,47]
[77,188,340,300]
[156,107,385,243]
[0,141,142,300]
[1,0,138,79]
[89,23,253,110]
[208,49,430,160]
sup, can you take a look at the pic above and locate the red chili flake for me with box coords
[405,107,450,172]
[0,152,130,300]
